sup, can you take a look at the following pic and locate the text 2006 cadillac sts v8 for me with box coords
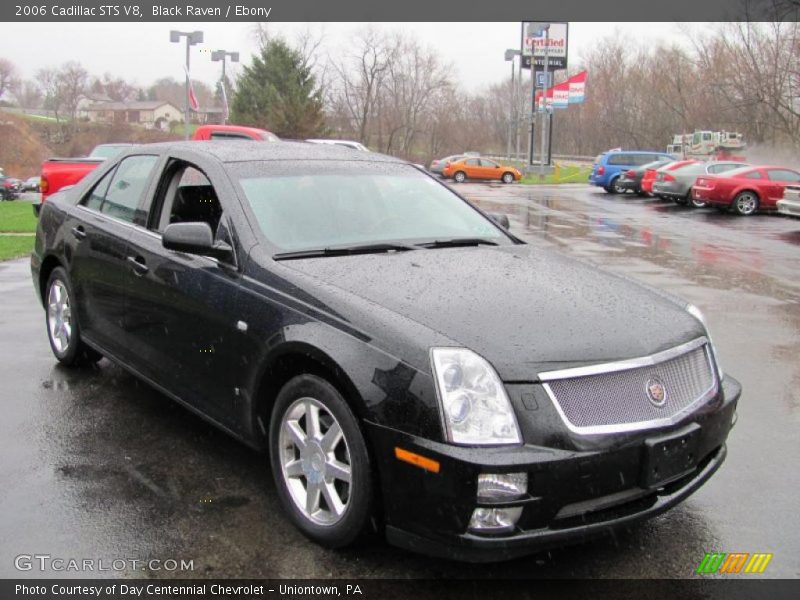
[32,141,740,561]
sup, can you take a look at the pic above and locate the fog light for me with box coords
[468,507,523,533]
[477,472,527,502]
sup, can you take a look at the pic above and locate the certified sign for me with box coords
[522,22,568,70]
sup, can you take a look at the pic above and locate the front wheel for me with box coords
[269,374,373,548]
[453,171,467,183]
[611,178,627,194]
[733,191,759,216]
[501,172,515,184]
[45,267,102,366]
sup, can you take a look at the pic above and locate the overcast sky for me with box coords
[0,22,703,92]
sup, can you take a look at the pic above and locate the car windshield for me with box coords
[233,161,509,252]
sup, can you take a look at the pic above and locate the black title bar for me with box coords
[2,0,800,22]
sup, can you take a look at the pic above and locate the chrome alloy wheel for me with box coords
[736,192,757,215]
[279,397,352,526]
[47,280,72,354]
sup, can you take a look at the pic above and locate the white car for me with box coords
[306,139,370,152]
[777,185,800,218]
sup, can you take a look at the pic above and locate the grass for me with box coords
[520,165,591,185]
[0,235,34,261]
[0,201,38,233]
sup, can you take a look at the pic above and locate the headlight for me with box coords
[686,304,723,378]
[430,348,521,446]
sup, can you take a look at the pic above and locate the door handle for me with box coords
[71,226,86,241]
[126,256,149,276]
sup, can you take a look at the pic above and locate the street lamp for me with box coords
[504,49,520,161]
[170,29,204,140]
[211,49,239,124]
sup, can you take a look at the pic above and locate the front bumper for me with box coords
[776,199,800,218]
[366,375,740,562]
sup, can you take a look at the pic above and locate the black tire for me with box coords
[733,191,759,216]
[269,374,373,549]
[45,267,102,366]
[611,177,627,194]
[501,172,514,184]
[453,171,467,183]
[690,195,708,208]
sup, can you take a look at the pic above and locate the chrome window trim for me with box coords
[538,338,719,436]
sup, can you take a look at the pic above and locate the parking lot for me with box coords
[1,184,798,578]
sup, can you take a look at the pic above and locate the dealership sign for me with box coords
[522,22,568,70]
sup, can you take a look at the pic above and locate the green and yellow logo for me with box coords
[696,552,773,574]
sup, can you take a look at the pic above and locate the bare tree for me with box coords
[0,58,18,100]
[10,80,43,110]
[330,27,397,144]
[57,62,89,124]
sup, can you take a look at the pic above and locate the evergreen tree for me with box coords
[230,38,326,138]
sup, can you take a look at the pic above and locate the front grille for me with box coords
[540,339,717,434]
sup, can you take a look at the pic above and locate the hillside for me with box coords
[0,112,181,178]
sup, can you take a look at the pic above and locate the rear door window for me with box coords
[607,154,632,166]
[80,155,159,225]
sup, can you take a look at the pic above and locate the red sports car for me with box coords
[692,166,800,216]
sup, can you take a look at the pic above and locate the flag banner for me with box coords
[183,65,200,112]
[568,70,588,104]
[552,81,570,108]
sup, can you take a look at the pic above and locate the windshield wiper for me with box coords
[416,238,500,249]
[273,242,417,261]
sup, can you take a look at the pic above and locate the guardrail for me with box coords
[485,153,595,165]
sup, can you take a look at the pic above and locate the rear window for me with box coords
[674,163,706,175]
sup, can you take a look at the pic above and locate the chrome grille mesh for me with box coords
[543,343,716,433]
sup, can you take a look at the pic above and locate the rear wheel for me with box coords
[611,178,627,194]
[733,191,759,216]
[453,171,467,183]
[45,267,102,366]
[691,195,708,208]
[269,374,373,548]
[501,172,514,184]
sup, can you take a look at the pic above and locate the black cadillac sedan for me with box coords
[31,141,740,561]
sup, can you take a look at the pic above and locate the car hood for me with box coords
[282,245,704,380]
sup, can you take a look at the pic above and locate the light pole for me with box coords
[211,49,239,124]
[539,24,550,181]
[504,49,520,161]
[170,29,204,140]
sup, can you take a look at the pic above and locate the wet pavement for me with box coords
[1,184,798,579]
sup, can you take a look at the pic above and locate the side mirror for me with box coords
[162,222,233,262]
[487,213,510,230]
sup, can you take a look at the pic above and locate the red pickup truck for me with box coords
[40,143,132,202]
[37,125,278,211]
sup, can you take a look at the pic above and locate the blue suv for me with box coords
[589,150,675,193]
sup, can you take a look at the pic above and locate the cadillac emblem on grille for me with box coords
[646,377,667,407]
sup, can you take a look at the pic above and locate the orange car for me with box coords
[442,157,522,183]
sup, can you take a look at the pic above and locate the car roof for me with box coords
[120,140,404,164]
